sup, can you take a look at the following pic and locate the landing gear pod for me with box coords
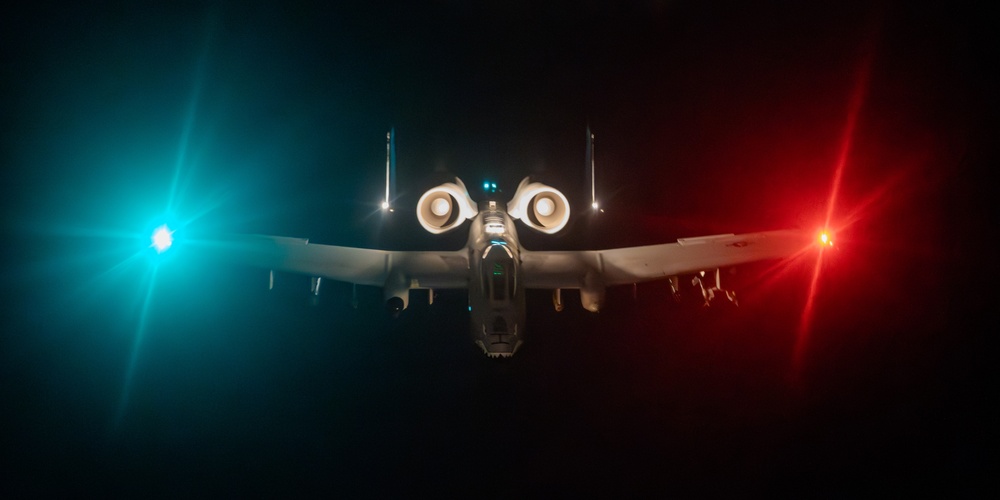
[507,178,571,234]
[416,178,479,234]
[383,273,410,317]
[385,296,405,316]
[580,272,605,313]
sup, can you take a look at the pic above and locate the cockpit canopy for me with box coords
[482,243,516,303]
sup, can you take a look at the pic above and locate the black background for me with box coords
[2,1,994,496]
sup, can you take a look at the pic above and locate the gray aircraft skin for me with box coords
[196,175,824,358]
[465,199,527,357]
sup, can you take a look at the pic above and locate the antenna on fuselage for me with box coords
[585,125,601,212]
[382,128,396,212]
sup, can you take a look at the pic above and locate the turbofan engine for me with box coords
[416,178,479,234]
[507,178,571,234]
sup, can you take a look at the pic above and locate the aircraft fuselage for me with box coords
[466,200,526,357]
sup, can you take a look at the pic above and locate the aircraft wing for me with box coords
[520,229,813,288]
[200,234,469,288]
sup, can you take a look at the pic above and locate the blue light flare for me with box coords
[151,224,174,253]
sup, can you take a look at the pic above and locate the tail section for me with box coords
[585,125,600,211]
[383,128,396,211]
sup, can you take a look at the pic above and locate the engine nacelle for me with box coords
[416,178,479,234]
[507,178,571,234]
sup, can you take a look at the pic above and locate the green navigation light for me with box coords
[151,224,174,253]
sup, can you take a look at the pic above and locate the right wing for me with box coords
[197,234,469,289]
[521,229,814,289]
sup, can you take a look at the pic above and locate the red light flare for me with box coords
[791,46,876,386]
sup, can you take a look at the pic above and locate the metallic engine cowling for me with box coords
[507,177,571,234]
[416,178,479,234]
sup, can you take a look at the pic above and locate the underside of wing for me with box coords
[521,230,813,288]
[196,234,469,288]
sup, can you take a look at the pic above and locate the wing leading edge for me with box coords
[198,229,810,292]
[199,234,469,289]
[521,229,813,289]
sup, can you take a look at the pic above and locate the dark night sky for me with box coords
[2,1,994,496]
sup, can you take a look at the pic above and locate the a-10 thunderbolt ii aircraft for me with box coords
[156,132,831,358]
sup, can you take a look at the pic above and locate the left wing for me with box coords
[197,234,469,289]
[521,229,813,288]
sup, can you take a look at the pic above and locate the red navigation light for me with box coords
[818,231,834,247]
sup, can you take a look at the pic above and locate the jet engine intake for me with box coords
[416,178,478,234]
[507,178,571,234]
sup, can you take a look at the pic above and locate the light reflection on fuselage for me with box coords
[467,200,526,357]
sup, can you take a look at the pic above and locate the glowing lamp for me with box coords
[151,225,174,253]
[381,201,390,210]
[819,231,834,247]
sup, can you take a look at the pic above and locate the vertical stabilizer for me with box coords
[383,128,396,210]
[585,126,597,210]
